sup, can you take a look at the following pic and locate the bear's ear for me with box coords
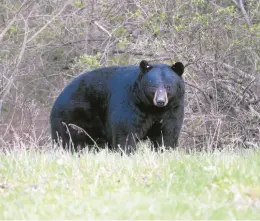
[171,62,184,76]
[139,60,152,74]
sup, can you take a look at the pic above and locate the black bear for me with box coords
[50,60,185,154]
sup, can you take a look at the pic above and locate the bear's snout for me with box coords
[153,88,168,107]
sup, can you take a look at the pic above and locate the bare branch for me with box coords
[232,0,251,26]
[27,1,71,43]
[15,16,29,68]
[185,82,212,105]
[0,0,34,42]
[231,0,239,7]
[94,21,112,37]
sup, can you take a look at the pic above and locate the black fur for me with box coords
[50,61,185,154]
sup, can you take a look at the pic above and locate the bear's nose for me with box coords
[156,99,166,107]
[153,88,168,107]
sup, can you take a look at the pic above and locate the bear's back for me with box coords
[51,65,139,111]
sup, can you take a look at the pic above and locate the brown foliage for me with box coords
[0,0,259,149]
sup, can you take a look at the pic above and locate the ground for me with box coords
[0,144,260,219]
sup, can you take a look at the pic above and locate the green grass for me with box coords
[1,145,260,220]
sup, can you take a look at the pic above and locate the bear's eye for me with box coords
[165,85,171,90]
[146,80,157,88]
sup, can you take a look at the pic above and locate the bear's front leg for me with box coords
[110,126,138,155]
[150,122,180,151]
[162,106,184,150]
[108,102,152,155]
[149,106,184,151]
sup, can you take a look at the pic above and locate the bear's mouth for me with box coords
[153,89,168,107]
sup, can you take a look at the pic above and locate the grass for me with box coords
[0,144,260,220]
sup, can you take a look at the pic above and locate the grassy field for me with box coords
[0,145,260,220]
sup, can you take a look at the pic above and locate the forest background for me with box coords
[0,0,259,150]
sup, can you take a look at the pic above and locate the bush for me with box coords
[0,0,259,149]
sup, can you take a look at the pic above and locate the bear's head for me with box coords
[133,60,185,109]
